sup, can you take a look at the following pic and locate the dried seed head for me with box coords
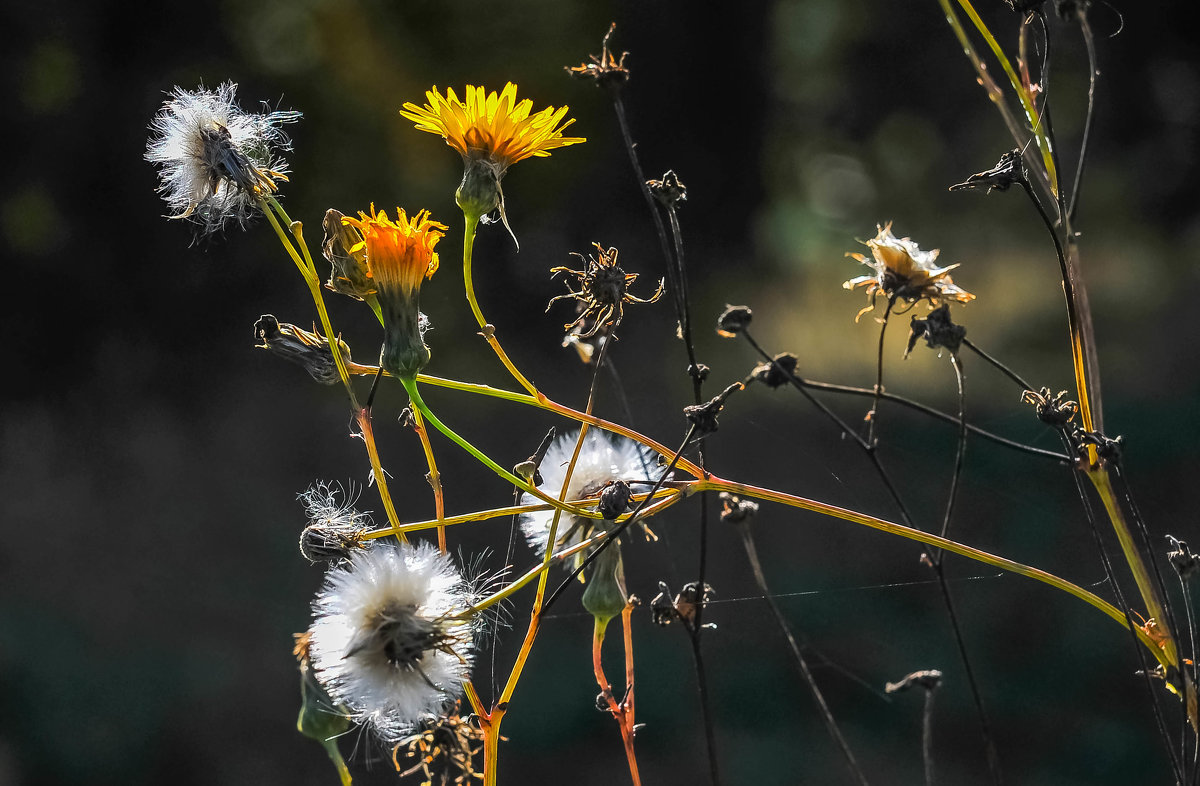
[647,169,687,207]
[1021,387,1078,427]
[750,352,800,389]
[322,208,374,301]
[254,315,351,385]
[718,492,760,526]
[949,148,1027,194]
[566,23,631,89]
[905,304,966,358]
[145,82,300,235]
[547,244,664,339]
[716,304,753,338]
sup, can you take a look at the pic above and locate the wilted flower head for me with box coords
[519,428,666,561]
[341,206,447,378]
[254,315,351,386]
[297,481,371,563]
[546,243,664,339]
[393,706,484,784]
[308,541,475,742]
[843,223,975,321]
[145,81,300,234]
[400,83,585,220]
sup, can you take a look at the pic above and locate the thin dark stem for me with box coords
[928,353,1003,785]
[867,298,896,446]
[961,337,1034,392]
[611,94,678,331]
[779,377,1070,463]
[665,203,703,396]
[922,688,936,786]
[737,520,869,786]
[1059,433,1184,783]
[741,329,917,527]
[1069,9,1099,225]
[1111,460,1190,772]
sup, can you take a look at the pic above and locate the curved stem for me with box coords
[409,406,446,551]
[461,213,539,396]
[400,377,599,521]
[691,474,1166,663]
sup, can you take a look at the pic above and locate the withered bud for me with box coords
[566,23,630,90]
[322,209,374,300]
[254,315,351,385]
[684,382,744,436]
[905,304,966,358]
[1021,386,1079,427]
[1073,429,1124,463]
[1167,536,1200,581]
[650,582,677,627]
[751,352,799,389]
[674,581,715,631]
[949,149,1027,194]
[718,492,760,526]
[515,428,556,486]
[885,669,943,694]
[647,170,687,207]
[299,522,368,563]
[716,304,753,338]
[598,480,634,520]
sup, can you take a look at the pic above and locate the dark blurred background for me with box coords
[3,1,1199,784]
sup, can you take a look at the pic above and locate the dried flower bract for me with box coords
[547,244,664,338]
[843,223,975,321]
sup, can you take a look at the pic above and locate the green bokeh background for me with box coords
[3,1,1199,784]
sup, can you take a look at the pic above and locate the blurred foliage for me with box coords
[1,0,1198,784]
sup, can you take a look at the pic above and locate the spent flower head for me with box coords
[546,243,664,339]
[308,540,476,742]
[145,81,300,235]
[519,428,667,564]
[843,222,975,321]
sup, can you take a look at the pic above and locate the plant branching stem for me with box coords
[736,519,869,785]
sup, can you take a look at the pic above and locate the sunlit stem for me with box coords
[321,740,353,786]
[936,0,1056,205]
[1087,466,1178,669]
[594,613,642,786]
[954,0,1059,197]
[261,197,409,535]
[354,408,406,540]
[689,475,1167,664]
[408,405,446,551]
[358,488,680,541]
[399,377,598,521]
[461,211,539,396]
[457,532,609,617]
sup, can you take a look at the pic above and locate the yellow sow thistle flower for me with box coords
[342,207,448,378]
[843,222,975,322]
[400,83,585,220]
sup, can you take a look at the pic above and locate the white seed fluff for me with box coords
[145,81,300,233]
[519,428,666,555]
[308,541,474,742]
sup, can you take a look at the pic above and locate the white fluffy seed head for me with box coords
[145,81,300,234]
[308,541,474,742]
[519,428,666,556]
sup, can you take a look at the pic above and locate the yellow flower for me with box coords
[342,206,448,378]
[343,206,447,298]
[401,83,585,223]
[843,223,975,321]
[400,83,585,172]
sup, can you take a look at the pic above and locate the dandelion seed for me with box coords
[843,223,975,321]
[145,81,300,234]
[519,428,666,563]
[308,541,475,742]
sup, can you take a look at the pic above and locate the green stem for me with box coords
[399,376,600,521]
[322,740,352,786]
